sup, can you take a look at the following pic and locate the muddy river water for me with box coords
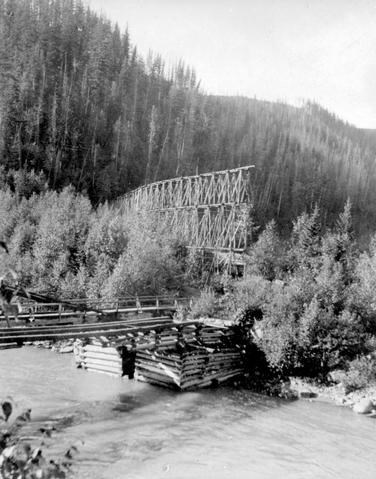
[0,347,375,478]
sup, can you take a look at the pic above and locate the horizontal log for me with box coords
[136,355,182,367]
[134,369,177,385]
[135,364,180,384]
[134,373,177,389]
[84,345,120,355]
[180,369,243,389]
[84,351,122,361]
[84,358,122,369]
[84,363,123,374]
[135,361,181,377]
[84,352,122,362]
[180,379,212,390]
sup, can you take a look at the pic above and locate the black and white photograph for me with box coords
[0,0,375,477]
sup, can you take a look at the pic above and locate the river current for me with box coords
[0,347,375,479]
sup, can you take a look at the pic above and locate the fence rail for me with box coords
[0,296,191,323]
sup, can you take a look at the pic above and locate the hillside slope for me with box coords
[0,0,375,233]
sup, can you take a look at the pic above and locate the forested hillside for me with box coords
[1,0,376,233]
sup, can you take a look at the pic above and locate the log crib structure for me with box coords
[74,320,244,390]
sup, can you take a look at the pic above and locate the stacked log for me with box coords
[133,324,243,390]
[74,322,244,388]
[80,343,123,377]
[134,347,243,390]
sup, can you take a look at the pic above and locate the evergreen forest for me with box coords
[1,0,376,233]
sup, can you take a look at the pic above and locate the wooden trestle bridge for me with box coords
[120,165,254,269]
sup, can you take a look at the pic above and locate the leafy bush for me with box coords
[342,356,376,392]
[104,212,185,297]
[246,220,284,280]
[0,401,76,478]
[231,202,369,377]
[223,275,270,320]
[252,281,301,371]
[190,288,220,318]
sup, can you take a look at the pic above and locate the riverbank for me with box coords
[289,377,376,416]
[28,340,376,418]
[1,347,376,478]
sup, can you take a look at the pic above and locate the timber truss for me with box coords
[121,165,254,254]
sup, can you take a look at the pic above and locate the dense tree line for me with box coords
[1,0,376,235]
[0,185,195,297]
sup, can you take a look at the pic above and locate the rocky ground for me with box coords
[28,339,74,353]
[289,376,376,417]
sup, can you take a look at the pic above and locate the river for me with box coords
[0,347,375,479]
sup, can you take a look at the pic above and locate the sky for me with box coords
[88,0,376,129]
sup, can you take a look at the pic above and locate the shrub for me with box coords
[342,356,376,392]
[190,288,220,318]
[246,220,284,280]
[253,281,301,371]
[224,274,270,323]
[104,212,184,297]
[0,401,76,478]
[288,206,321,272]
[298,305,365,375]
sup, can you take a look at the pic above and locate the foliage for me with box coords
[288,205,321,272]
[0,401,76,478]
[246,220,284,280]
[350,235,376,332]
[341,356,376,393]
[190,288,221,319]
[31,187,92,293]
[220,203,374,377]
[0,186,192,298]
[103,212,185,297]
